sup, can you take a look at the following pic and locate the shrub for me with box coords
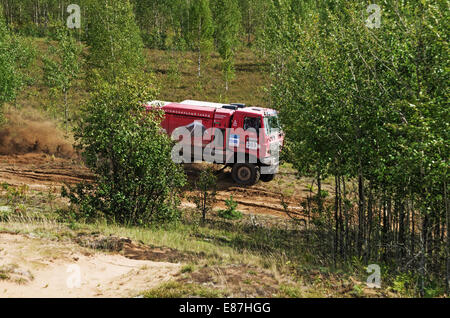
[218,195,242,220]
[62,76,186,225]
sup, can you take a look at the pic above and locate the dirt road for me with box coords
[0,154,309,218]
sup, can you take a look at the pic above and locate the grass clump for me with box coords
[277,284,305,298]
[180,264,195,274]
[143,281,226,298]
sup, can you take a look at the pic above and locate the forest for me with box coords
[0,0,448,298]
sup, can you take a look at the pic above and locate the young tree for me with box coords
[43,23,82,132]
[238,0,267,47]
[0,6,16,122]
[0,5,34,123]
[65,75,186,225]
[187,0,213,77]
[85,0,144,83]
[189,168,217,222]
[214,0,241,91]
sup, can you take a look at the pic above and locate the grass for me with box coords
[278,284,305,298]
[143,281,227,298]
[146,49,270,106]
[0,272,10,280]
[0,264,34,284]
[180,264,195,274]
[86,219,265,268]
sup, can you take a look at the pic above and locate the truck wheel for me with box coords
[231,163,260,185]
[260,173,275,182]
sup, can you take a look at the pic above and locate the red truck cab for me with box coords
[146,100,284,185]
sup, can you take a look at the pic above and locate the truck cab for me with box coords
[226,107,284,184]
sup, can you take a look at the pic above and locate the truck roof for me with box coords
[236,107,279,117]
[149,100,278,117]
[162,103,215,119]
[180,100,275,115]
[180,100,228,109]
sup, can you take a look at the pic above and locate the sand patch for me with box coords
[0,233,180,298]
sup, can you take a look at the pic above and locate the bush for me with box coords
[63,76,186,225]
[218,195,242,220]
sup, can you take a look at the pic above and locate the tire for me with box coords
[260,173,275,182]
[231,163,260,185]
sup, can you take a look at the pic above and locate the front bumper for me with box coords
[260,155,280,175]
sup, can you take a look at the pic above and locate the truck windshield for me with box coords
[263,114,281,135]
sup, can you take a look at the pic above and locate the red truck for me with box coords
[146,100,284,185]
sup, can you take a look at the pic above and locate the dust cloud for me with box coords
[0,108,75,158]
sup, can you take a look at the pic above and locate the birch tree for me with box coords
[43,23,82,132]
[187,0,213,77]
[214,0,241,91]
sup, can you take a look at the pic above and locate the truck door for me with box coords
[242,116,261,157]
[212,112,231,150]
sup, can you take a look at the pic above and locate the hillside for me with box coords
[0,37,392,299]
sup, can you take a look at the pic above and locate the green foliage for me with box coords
[278,283,304,298]
[392,272,417,296]
[43,23,82,130]
[63,75,186,225]
[0,5,34,123]
[144,281,225,298]
[218,195,242,220]
[189,168,217,221]
[0,5,8,42]
[133,0,188,49]
[167,54,182,86]
[2,184,29,207]
[270,0,448,200]
[180,264,194,273]
[186,0,214,77]
[214,0,241,90]
[238,0,269,47]
[86,0,145,83]
[266,0,449,295]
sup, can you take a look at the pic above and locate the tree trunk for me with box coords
[64,88,68,133]
[198,47,201,77]
[357,172,365,256]
[420,213,429,297]
[334,174,339,265]
[445,180,449,293]
[317,170,323,213]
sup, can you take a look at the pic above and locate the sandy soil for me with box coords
[0,233,181,298]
